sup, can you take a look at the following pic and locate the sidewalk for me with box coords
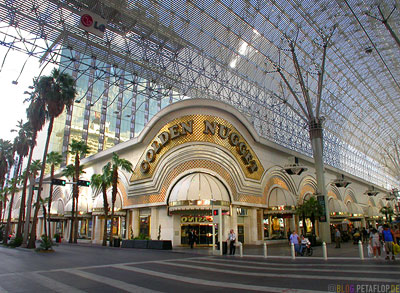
[173,241,388,260]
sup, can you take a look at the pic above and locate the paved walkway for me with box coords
[173,240,397,260]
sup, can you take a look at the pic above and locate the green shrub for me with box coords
[37,235,53,251]
[134,233,150,240]
[8,236,23,248]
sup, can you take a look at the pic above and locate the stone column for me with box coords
[290,215,296,233]
[132,209,140,238]
[151,207,158,240]
[250,208,258,244]
[93,216,102,244]
[230,205,238,235]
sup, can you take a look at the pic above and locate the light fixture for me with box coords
[365,186,379,196]
[282,156,307,175]
[332,174,351,188]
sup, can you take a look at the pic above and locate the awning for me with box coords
[168,172,230,212]
[329,198,349,217]
[346,202,364,218]
[267,188,296,207]
[363,206,381,218]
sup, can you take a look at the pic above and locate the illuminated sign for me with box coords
[79,9,106,38]
[181,216,213,224]
[139,118,259,175]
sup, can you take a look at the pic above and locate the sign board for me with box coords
[79,9,106,38]
[317,195,327,222]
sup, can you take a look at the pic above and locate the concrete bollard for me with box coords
[322,242,328,260]
[358,240,364,260]
[239,242,243,257]
[291,242,295,260]
[263,242,267,258]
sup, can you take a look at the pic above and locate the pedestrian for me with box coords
[362,227,368,243]
[188,229,194,249]
[369,228,381,258]
[382,224,396,260]
[193,230,198,248]
[227,229,236,255]
[289,230,300,256]
[393,225,400,245]
[335,228,341,248]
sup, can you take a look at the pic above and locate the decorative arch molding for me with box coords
[377,199,385,209]
[343,188,357,204]
[298,176,317,204]
[327,185,342,201]
[262,168,297,206]
[367,198,376,207]
[127,142,263,199]
[52,186,65,202]
[125,158,240,207]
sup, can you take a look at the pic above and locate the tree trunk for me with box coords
[47,165,54,240]
[110,168,118,243]
[16,136,36,239]
[74,195,79,243]
[302,213,306,236]
[311,213,316,237]
[69,177,75,244]
[102,184,109,246]
[42,206,47,238]
[4,157,22,244]
[73,152,80,243]
[28,118,54,249]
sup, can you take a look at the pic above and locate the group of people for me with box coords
[289,231,311,256]
[335,223,399,260]
[368,224,399,260]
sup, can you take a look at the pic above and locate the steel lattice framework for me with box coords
[0,0,399,189]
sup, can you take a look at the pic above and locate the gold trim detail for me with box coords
[130,115,264,182]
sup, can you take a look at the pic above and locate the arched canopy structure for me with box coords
[168,172,230,212]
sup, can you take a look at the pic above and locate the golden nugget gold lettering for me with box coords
[140,119,258,174]
[141,120,194,173]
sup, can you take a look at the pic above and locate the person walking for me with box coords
[289,230,300,256]
[369,228,381,258]
[382,224,396,260]
[335,228,341,248]
[188,229,194,249]
[227,229,236,255]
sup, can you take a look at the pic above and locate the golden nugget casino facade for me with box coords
[29,99,394,246]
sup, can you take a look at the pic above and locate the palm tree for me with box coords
[380,206,394,223]
[0,187,9,223]
[62,164,85,243]
[91,164,112,246]
[296,203,308,236]
[68,139,90,243]
[28,69,76,249]
[297,197,323,239]
[46,152,62,238]
[0,139,14,190]
[13,121,33,239]
[4,177,21,244]
[18,99,46,242]
[108,152,132,241]
[36,196,49,238]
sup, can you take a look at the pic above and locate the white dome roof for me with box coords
[267,188,296,207]
[346,202,364,216]
[329,198,349,215]
[169,173,230,203]
[65,196,89,213]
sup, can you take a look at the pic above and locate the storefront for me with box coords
[264,188,296,240]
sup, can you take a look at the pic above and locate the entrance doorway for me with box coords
[181,224,219,246]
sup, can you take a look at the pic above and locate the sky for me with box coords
[0,31,56,142]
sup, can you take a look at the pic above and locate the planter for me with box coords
[121,239,172,250]
[148,240,172,250]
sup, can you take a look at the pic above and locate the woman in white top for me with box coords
[369,228,381,258]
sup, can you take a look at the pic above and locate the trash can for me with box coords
[113,238,121,247]
[216,241,228,255]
